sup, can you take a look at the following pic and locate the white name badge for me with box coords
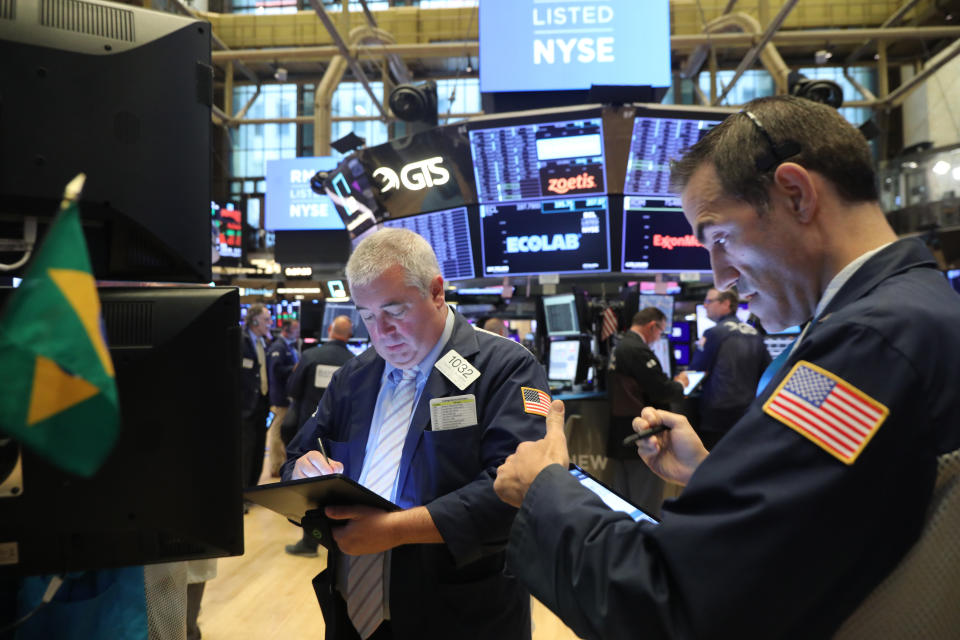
[429,394,478,431]
[434,349,481,391]
[242,358,254,369]
[314,364,340,389]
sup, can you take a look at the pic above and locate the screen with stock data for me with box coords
[621,196,711,272]
[624,116,720,196]
[381,207,476,281]
[479,196,611,276]
[469,117,606,203]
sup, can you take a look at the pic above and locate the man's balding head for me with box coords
[328,315,353,342]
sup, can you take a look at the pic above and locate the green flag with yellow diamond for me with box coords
[0,180,119,477]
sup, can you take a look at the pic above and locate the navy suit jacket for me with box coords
[283,310,549,639]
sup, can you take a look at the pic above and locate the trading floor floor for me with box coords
[198,459,582,640]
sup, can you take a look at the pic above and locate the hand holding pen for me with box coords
[626,407,710,488]
[290,437,344,479]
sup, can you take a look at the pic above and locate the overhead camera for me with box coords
[388,80,438,132]
[788,70,843,109]
[273,66,288,82]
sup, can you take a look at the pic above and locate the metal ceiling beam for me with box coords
[846,0,923,65]
[307,0,388,121]
[714,0,799,105]
[209,26,960,65]
[356,0,412,85]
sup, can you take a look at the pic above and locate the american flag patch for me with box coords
[763,361,889,465]
[521,387,551,417]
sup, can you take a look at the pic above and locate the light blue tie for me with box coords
[346,368,419,639]
[756,339,796,397]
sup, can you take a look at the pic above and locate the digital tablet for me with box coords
[243,474,400,525]
[568,464,659,525]
[682,370,706,395]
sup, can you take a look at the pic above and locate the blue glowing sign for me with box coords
[265,156,343,230]
[479,0,671,93]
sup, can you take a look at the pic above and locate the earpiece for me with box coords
[250,318,259,327]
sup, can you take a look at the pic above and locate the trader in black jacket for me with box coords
[608,307,688,513]
[265,320,300,477]
[282,314,354,557]
[691,287,771,448]
[240,303,272,491]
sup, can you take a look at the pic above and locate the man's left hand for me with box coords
[326,505,398,555]
[494,400,569,508]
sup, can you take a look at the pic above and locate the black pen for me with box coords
[316,437,331,467]
[622,424,670,446]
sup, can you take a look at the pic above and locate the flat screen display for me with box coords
[543,293,579,337]
[948,269,960,295]
[381,207,476,281]
[211,201,243,263]
[322,301,370,342]
[480,196,611,276]
[265,156,343,230]
[673,343,691,367]
[670,321,691,343]
[361,124,477,217]
[548,339,580,382]
[569,464,659,524]
[624,116,722,196]
[479,0,671,93]
[622,196,711,273]
[469,117,605,203]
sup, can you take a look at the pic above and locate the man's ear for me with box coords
[430,274,445,305]
[773,162,817,223]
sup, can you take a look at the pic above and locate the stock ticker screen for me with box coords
[621,196,711,273]
[381,207,476,281]
[469,118,606,203]
[623,116,720,196]
[480,196,611,276]
[211,201,242,262]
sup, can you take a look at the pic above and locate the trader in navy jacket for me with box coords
[282,228,549,640]
[494,96,960,639]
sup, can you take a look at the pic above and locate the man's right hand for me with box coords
[291,451,344,479]
[633,407,709,487]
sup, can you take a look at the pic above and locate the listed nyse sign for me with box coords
[479,0,671,93]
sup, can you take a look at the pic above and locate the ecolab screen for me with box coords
[480,196,611,276]
[479,0,671,93]
[265,156,343,230]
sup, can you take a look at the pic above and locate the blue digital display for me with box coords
[381,207,476,281]
[469,118,605,203]
[622,196,711,273]
[479,0,671,93]
[480,197,611,276]
[624,116,722,196]
[265,156,343,230]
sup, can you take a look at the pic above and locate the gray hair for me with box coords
[345,228,441,296]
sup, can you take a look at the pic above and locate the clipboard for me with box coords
[243,474,400,526]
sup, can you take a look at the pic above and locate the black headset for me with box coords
[742,110,801,172]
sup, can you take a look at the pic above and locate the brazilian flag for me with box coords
[0,177,119,477]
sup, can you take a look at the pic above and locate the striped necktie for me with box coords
[255,337,268,396]
[346,367,419,639]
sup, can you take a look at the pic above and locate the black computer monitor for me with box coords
[621,196,711,273]
[548,339,580,383]
[479,197,611,276]
[670,321,691,343]
[0,287,244,576]
[211,201,244,267]
[542,293,580,337]
[0,3,213,282]
[320,301,370,343]
[468,114,607,203]
[381,207,477,281]
[623,113,722,196]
